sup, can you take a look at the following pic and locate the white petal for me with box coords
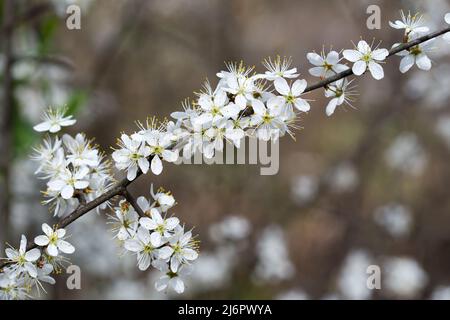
[151,156,163,175]
[56,228,66,238]
[306,52,323,66]
[124,239,143,252]
[170,256,180,273]
[33,122,51,132]
[137,196,149,211]
[49,124,61,133]
[61,185,75,199]
[368,61,384,80]
[444,32,450,44]
[294,99,310,112]
[309,66,325,77]
[416,54,432,71]
[140,217,157,230]
[34,235,50,246]
[57,240,75,254]
[74,180,89,190]
[42,224,53,237]
[165,217,180,230]
[170,277,185,294]
[162,150,178,163]
[357,40,371,53]
[326,98,339,116]
[274,77,290,95]
[155,276,169,291]
[291,79,307,96]
[235,94,247,110]
[445,13,450,24]
[371,48,389,61]
[138,254,151,271]
[150,232,162,247]
[343,49,363,62]
[182,248,198,261]
[251,99,266,115]
[127,164,138,181]
[5,248,18,260]
[47,244,59,257]
[158,246,174,260]
[352,60,367,76]
[399,55,415,73]
[138,158,149,174]
[25,263,37,278]
[25,248,41,262]
[326,51,339,65]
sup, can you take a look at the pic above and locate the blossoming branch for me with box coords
[1,10,450,300]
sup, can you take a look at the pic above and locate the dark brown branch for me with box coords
[122,189,146,217]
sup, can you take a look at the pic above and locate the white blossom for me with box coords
[47,167,90,199]
[34,223,75,257]
[394,39,434,73]
[4,235,41,278]
[343,40,389,80]
[33,107,76,133]
[262,56,299,80]
[307,50,348,78]
[112,134,151,180]
[389,11,429,38]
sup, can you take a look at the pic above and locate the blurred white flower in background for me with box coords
[434,116,450,149]
[337,249,373,300]
[189,247,236,291]
[373,203,413,238]
[290,175,319,205]
[383,257,428,298]
[326,162,359,193]
[209,216,251,243]
[276,288,309,300]
[254,225,295,283]
[384,132,427,176]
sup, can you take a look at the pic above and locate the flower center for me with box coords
[410,46,422,56]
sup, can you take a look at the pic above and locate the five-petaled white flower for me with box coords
[34,224,75,257]
[144,131,178,175]
[324,79,357,116]
[124,227,160,271]
[112,134,151,181]
[4,235,41,278]
[250,99,286,141]
[154,260,193,294]
[47,167,90,199]
[140,208,180,245]
[394,39,434,73]
[159,228,198,273]
[343,40,389,80]
[262,56,299,80]
[307,50,348,78]
[273,78,310,112]
[33,107,76,133]
[389,11,429,39]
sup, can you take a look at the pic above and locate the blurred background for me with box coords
[1,0,450,299]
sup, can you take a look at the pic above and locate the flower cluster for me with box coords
[390,11,435,73]
[32,107,114,217]
[2,9,450,300]
[109,186,198,294]
[0,223,75,300]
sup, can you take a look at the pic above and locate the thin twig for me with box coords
[1,25,450,270]
[122,189,146,217]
